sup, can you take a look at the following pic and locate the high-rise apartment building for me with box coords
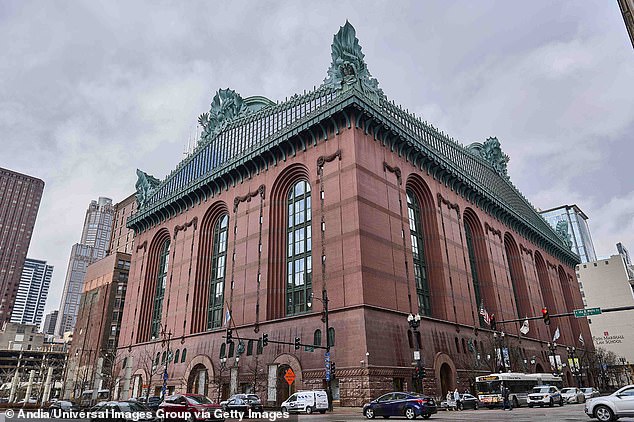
[618,0,634,49]
[42,310,58,335]
[56,198,114,335]
[107,194,136,255]
[0,167,44,325]
[541,204,597,263]
[10,258,53,326]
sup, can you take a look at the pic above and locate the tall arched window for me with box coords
[208,214,229,329]
[286,180,312,316]
[464,220,483,324]
[151,239,170,339]
[407,190,431,316]
[313,329,322,346]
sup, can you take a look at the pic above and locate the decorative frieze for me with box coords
[520,244,533,257]
[485,222,502,240]
[135,240,147,252]
[173,216,198,239]
[233,184,266,212]
[382,162,402,184]
[316,149,342,175]
[437,193,460,217]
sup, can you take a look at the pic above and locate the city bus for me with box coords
[475,373,563,408]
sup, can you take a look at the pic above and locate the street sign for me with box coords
[574,307,602,318]
[413,351,420,361]
[324,352,330,358]
[304,345,315,352]
[284,368,296,385]
[163,371,168,381]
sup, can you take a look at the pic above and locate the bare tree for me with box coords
[137,343,162,399]
[244,356,267,397]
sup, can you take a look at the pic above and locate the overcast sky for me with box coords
[1,1,633,318]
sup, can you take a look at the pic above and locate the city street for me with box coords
[5,404,634,422]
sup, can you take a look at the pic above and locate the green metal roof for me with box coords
[128,22,579,267]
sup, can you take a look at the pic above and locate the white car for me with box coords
[527,385,564,407]
[561,387,586,404]
[581,387,600,400]
[585,384,634,422]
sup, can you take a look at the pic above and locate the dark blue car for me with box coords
[363,392,437,419]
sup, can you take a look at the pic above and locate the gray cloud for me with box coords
[1,1,632,317]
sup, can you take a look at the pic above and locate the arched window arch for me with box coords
[327,327,335,347]
[208,214,229,329]
[161,351,166,364]
[174,349,180,363]
[220,343,226,359]
[228,343,235,358]
[406,190,431,316]
[155,352,160,367]
[286,180,312,316]
[181,348,187,363]
[151,239,170,339]
[407,330,414,348]
[504,233,530,319]
[313,329,322,346]
[463,218,483,323]
[247,340,254,356]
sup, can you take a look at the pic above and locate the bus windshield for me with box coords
[476,380,501,394]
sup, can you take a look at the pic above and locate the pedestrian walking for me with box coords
[454,388,461,411]
[502,386,512,411]
[446,391,454,410]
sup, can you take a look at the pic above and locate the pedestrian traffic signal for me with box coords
[542,307,551,325]
[294,337,301,350]
[262,333,269,347]
[226,329,233,344]
[490,314,497,331]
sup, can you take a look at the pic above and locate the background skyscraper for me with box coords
[42,310,58,335]
[10,258,53,326]
[0,167,44,325]
[56,197,114,335]
[540,204,597,263]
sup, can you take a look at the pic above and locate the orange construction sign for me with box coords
[284,368,296,385]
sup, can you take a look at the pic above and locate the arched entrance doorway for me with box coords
[440,363,453,397]
[276,365,295,406]
[535,363,545,373]
[187,364,209,396]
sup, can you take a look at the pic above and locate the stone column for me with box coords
[42,367,54,403]
[267,364,278,407]
[121,357,133,400]
[25,369,35,401]
[9,369,20,403]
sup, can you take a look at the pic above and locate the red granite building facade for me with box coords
[116,23,592,405]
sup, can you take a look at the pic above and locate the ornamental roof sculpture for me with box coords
[555,220,573,249]
[135,169,160,208]
[467,137,510,179]
[128,21,578,266]
[323,21,383,97]
[198,88,251,144]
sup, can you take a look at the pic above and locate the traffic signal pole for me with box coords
[496,305,634,325]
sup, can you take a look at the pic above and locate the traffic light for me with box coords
[542,307,551,325]
[262,333,269,347]
[226,329,233,344]
[490,314,497,331]
[331,362,336,377]
[294,337,301,350]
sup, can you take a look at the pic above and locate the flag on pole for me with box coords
[579,333,585,346]
[552,326,561,342]
[520,318,530,335]
[224,309,231,327]
[479,303,491,326]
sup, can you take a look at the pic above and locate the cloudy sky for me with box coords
[1,1,632,318]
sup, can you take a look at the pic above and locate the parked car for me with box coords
[90,401,155,422]
[49,400,80,412]
[281,390,328,414]
[584,384,634,422]
[363,392,437,420]
[439,393,479,410]
[158,394,224,421]
[17,397,38,404]
[527,385,564,408]
[561,387,586,404]
[220,394,263,413]
[581,387,601,400]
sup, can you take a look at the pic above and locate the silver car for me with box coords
[584,384,634,421]
[581,387,600,400]
[561,387,585,404]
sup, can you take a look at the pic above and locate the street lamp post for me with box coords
[493,332,506,372]
[309,290,332,411]
[548,342,558,375]
[159,324,172,400]
[407,313,423,392]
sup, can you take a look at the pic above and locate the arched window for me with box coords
[327,327,335,347]
[181,348,187,363]
[155,352,160,367]
[406,190,431,316]
[247,340,254,356]
[464,220,483,322]
[407,330,414,349]
[286,180,312,316]
[313,329,322,346]
[454,337,460,353]
[208,214,229,329]
[151,239,170,339]
[257,339,263,355]
[174,349,180,363]
[228,343,235,358]
[220,343,226,359]
[504,234,529,319]
[161,351,166,364]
